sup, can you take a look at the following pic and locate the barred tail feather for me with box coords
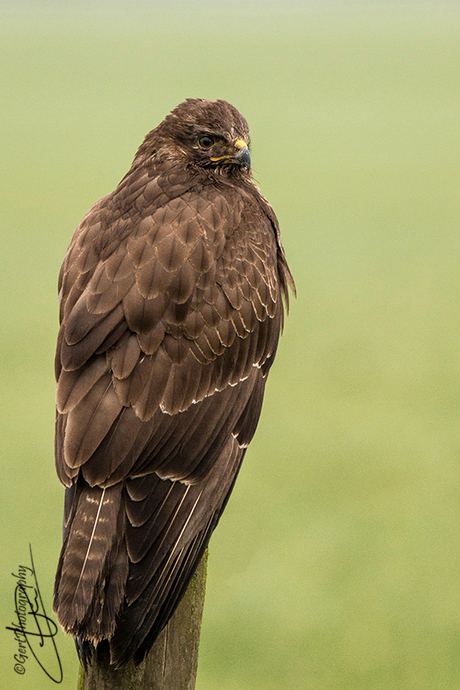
[53,483,127,640]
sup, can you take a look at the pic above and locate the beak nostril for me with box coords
[234,139,248,151]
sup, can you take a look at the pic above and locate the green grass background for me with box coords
[1,2,460,688]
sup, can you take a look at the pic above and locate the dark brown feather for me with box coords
[57,357,109,414]
[64,373,122,468]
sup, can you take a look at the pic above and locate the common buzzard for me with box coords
[53,98,294,668]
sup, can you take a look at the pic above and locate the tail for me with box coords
[53,482,128,641]
[53,438,244,668]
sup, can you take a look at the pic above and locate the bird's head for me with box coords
[134,99,252,176]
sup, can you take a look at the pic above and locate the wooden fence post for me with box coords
[77,550,208,690]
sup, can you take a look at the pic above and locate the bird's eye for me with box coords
[198,136,214,149]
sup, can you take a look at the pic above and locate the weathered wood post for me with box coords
[77,551,208,690]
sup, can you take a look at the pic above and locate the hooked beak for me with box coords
[234,139,251,169]
[210,138,251,170]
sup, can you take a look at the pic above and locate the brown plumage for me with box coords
[53,98,294,668]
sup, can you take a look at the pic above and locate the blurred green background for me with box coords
[2,1,460,688]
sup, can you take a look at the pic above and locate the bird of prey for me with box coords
[53,98,294,669]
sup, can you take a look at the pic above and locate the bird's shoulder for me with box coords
[58,164,280,318]
[56,165,282,395]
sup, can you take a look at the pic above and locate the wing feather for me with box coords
[64,374,122,468]
[57,357,109,414]
[107,333,141,380]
